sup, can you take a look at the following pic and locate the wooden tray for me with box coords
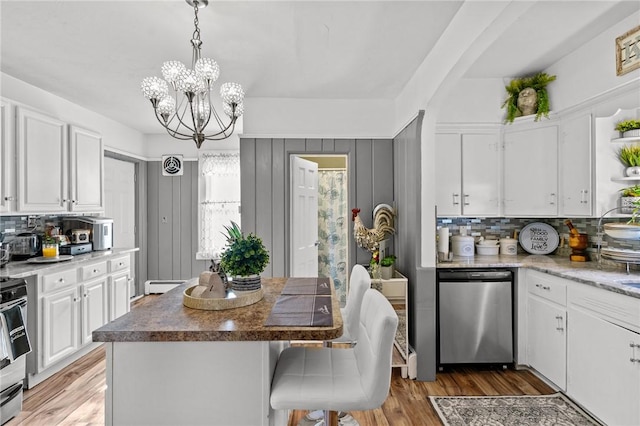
[183,285,264,311]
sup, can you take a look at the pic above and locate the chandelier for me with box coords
[140,0,244,149]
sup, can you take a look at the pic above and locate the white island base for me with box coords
[105,341,289,426]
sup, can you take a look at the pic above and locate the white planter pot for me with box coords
[626,166,640,177]
[622,129,640,138]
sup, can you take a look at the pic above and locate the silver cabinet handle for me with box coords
[549,193,556,205]
[580,189,588,204]
[555,315,564,331]
[93,269,99,273]
[452,193,459,206]
[59,278,65,283]
[463,194,470,206]
[535,284,550,290]
[631,342,639,363]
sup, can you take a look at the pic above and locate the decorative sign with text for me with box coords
[616,25,640,76]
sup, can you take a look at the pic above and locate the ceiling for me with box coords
[1,1,638,134]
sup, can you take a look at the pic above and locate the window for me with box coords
[197,152,241,260]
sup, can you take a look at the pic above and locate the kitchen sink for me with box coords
[616,280,640,289]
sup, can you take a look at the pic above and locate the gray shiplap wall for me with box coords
[394,111,437,381]
[146,161,210,280]
[239,138,394,277]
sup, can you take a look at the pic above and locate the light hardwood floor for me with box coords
[6,296,554,426]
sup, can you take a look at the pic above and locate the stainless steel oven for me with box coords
[1,277,30,425]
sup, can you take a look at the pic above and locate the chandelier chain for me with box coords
[192,2,201,43]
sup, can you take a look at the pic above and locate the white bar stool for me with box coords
[270,288,398,426]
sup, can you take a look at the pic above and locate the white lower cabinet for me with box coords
[35,254,131,383]
[109,273,130,321]
[81,278,108,345]
[41,286,80,370]
[527,296,566,389]
[526,270,567,390]
[567,284,640,426]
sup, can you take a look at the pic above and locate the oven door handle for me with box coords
[0,382,23,407]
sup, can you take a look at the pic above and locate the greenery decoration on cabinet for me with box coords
[615,119,640,138]
[502,72,556,123]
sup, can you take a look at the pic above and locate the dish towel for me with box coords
[1,304,32,361]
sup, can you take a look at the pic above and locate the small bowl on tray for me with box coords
[603,223,640,240]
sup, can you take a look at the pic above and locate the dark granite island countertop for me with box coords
[93,277,344,342]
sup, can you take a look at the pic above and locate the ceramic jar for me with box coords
[451,235,474,257]
[499,237,518,255]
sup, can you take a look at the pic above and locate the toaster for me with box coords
[71,229,91,244]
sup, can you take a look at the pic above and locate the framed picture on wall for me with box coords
[616,24,640,76]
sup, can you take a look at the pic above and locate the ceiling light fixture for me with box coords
[140,0,244,149]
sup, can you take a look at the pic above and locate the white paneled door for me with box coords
[104,157,136,294]
[290,156,318,277]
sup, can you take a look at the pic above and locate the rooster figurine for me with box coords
[351,204,396,252]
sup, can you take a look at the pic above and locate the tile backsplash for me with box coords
[436,216,640,266]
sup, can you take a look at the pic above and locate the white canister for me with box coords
[500,237,518,255]
[451,235,474,257]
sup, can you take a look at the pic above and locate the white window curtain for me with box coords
[197,152,241,260]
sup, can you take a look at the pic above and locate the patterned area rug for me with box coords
[429,393,601,426]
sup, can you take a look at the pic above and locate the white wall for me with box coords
[242,97,395,138]
[546,12,640,112]
[1,73,146,158]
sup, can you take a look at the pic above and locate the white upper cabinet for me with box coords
[16,106,69,213]
[503,125,558,216]
[15,106,104,214]
[559,114,592,216]
[69,125,104,212]
[0,99,15,213]
[435,134,462,216]
[436,133,500,217]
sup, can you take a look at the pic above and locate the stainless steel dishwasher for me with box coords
[437,269,513,366]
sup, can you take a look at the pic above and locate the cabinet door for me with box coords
[110,272,130,321]
[462,134,500,216]
[42,287,80,370]
[503,126,558,216]
[69,126,103,212]
[527,296,566,389]
[16,107,68,213]
[81,278,108,345]
[567,306,640,426]
[0,100,15,213]
[435,134,461,216]
[559,114,592,216]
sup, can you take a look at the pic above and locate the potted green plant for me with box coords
[615,119,640,138]
[379,255,396,280]
[617,144,640,176]
[502,72,557,123]
[219,221,270,291]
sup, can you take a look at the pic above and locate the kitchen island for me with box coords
[93,277,343,426]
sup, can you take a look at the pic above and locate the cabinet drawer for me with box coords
[42,268,78,293]
[80,261,107,281]
[109,255,130,273]
[527,270,567,306]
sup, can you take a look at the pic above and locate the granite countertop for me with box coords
[92,277,344,343]
[0,247,140,278]
[437,254,640,299]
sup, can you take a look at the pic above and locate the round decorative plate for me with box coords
[518,222,559,255]
[27,255,74,263]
